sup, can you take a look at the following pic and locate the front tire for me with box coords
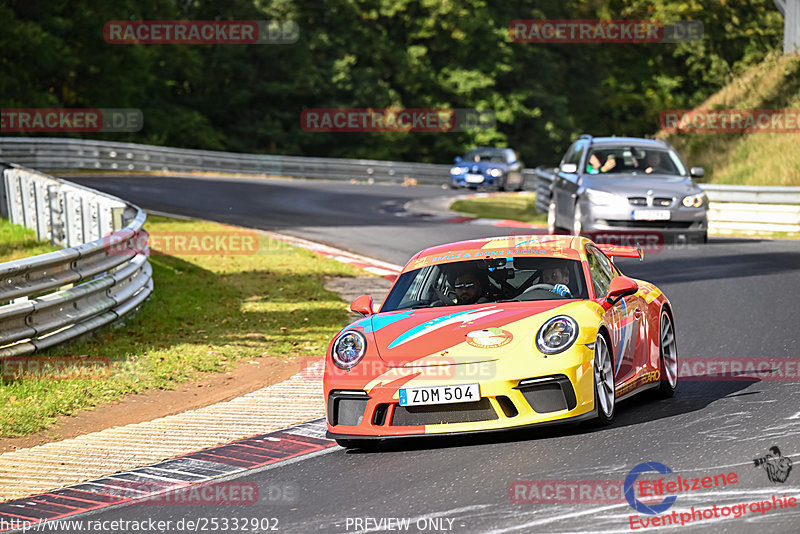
[572,202,584,236]
[547,198,558,234]
[593,333,615,425]
[655,310,678,398]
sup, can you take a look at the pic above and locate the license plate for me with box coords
[465,173,484,183]
[399,384,480,406]
[632,209,670,221]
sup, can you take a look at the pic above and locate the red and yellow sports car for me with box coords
[324,235,677,448]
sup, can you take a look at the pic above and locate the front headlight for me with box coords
[536,316,579,355]
[450,167,466,175]
[488,168,503,178]
[332,330,367,369]
[585,189,626,207]
[682,193,705,208]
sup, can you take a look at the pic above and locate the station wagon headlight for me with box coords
[332,330,367,369]
[536,316,579,355]
[488,169,503,177]
[450,167,466,175]
[682,193,705,208]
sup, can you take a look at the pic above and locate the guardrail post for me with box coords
[0,168,9,219]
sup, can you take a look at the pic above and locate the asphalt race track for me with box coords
[58,174,800,533]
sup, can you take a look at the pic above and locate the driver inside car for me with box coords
[541,266,573,298]
[454,271,490,305]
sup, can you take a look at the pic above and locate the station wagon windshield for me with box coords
[587,147,687,176]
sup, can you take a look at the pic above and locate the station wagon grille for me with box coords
[628,197,673,207]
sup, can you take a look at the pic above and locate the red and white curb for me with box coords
[0,420,333,531]
[261,231,403,280]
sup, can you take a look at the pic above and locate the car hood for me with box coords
[582,175,702,197]
[363,301,572,367]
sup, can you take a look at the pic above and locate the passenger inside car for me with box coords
[541,266,573,298]
[587,152,616,174]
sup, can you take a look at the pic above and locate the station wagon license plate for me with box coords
[632,209,670,221]
[399,384,480,406]
[465,173,484,183]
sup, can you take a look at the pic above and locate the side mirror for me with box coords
[350,295,374,316]
[560,163,578,174]
[604,277,639,306]
[690,167,705,178]
[454,156,462,163]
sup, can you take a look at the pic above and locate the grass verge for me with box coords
[0,219,59,262]
[662,53,800,186]
[0,215,361,437]
[450,193,547,224]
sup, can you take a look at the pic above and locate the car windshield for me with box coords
[586,147,686,176]
[381,257,588,312]
[463,148,506,163]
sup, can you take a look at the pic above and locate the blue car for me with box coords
[449,147,525,191]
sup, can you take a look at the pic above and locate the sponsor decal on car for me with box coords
[466,328,513,348]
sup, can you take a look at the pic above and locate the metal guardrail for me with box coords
[0,162,153,358]
[527,167,800,234]
[0,137,452,185]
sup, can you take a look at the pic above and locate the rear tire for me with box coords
[655,310,678,398]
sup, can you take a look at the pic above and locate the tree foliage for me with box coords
[0,0,784,164]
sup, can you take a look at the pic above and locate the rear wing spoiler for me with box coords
[596,244,644,261]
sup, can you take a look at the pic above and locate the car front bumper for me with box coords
[325,344,597,438]
[580,202,708,241]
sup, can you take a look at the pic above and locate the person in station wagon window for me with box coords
[454,272,489,305]
[642,150,664,174]
[587,152,616,174]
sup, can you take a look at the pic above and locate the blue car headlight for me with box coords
[488,169,503,178]
[450,167,466,175]
[332,330,367,369]
[536,316,579,355]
